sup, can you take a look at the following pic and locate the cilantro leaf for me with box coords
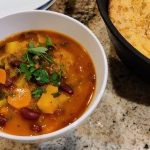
[50,72,62,86]
[25,70,32,81]
[46,36,54,47]
[23,54,28,62]
[51,72,59,80]
[29,41,35,48]
[23,53,35,66]
[40,53,54,64]
[33,69,50,84]
[19,63,28,73]
[28,47,48,55]
[19,38,57,84]
[19,63,33,80]
[29,66,36,73]
[27,40,54,64]
[51,92,61,98]
[32,87,45,99]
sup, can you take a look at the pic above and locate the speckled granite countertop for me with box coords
[1,1,150,150]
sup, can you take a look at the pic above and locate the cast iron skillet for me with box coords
[97,0,150,82]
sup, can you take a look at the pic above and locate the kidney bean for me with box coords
[31,124,42,133]
[48,46,55,51]
[10,60,21,68]
[59,83,73,95]
[0,115,7,127]
[36,81,45,86]
[4,78,14,88]
[20,108,40,120]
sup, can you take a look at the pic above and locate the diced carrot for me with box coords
[35,63,40,69]
[8,88,31,109]
[0,68,6,84]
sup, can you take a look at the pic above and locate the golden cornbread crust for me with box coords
[109,0,150,58]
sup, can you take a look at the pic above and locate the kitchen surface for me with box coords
[0,0,150,149]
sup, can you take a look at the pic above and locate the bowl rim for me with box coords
[96,0,150,64]
[0,10,108,142]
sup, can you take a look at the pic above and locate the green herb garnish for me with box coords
[19,63,32,80]
[51,92,61,98]
[28,41,54,64]
[50,72,62,86]
[29,41,35,48]
[32,87,45,99]
[23,53,34,65]
[46,36,54,47]
[29,66,36,73]
[33,69,50,84]
[19,37,63,86]
[40,53,54,64]
[19,63,28,73]
[28,47,48,55]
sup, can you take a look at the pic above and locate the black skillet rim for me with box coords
[36,0,54,10]
[96,0,150,64]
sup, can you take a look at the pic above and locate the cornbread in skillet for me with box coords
[109,0,150,58]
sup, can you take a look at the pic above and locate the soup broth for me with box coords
[0,30,96,136]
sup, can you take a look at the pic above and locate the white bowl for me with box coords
[0,10,108,143]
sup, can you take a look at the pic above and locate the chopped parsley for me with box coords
[19,63,32,81]
[46,36,54,47]
[28,41,34,48]
[19,37,64,93]
[28,47,48,55]
[33,69,50,84]
[32,87,45,99]
[51,92,61,98]
[50,72,62,86]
